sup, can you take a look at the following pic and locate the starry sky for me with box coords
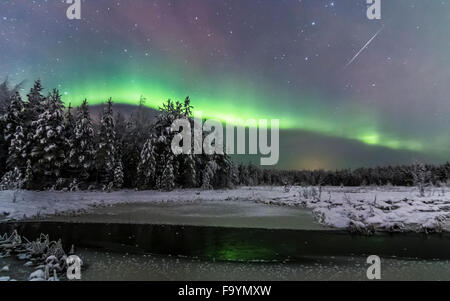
[1,0,449,169]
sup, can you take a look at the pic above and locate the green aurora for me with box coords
[2,0,450,168]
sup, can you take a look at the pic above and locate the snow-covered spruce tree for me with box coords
[68,99,96,183]
[201,159,217,190]
[136,135,157,189]
[96,98,116,187]
[0,79,21,176]
[114,112,126,153]
[213,154,234,188]
[180,154,197,188]
[150,99,184,188]
[2,92,23,175]
[0,115,6,178]
[0,78,23,114]
[3,92,24,152]
[113,158,124,189]
[4,93,28,174]
[61,103,75,180]
[122,97,153,188]
[23,159,33,190]
[64,103,75,140]
[238,164,250,185]
[148,97,237,190]
[7,124,27,172]
[22,80,46,169]
[25,80,45,116]
[30,89,66,187]
[154,97,196,189]
[157,156,175,191]
[113,112,126,189]
[231,163,240,186]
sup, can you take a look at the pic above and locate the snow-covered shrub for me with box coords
[102,181,114,192]
[1,231,83,281]
[299,186,319,200]
[0,167,24,190]
[69,179,80,191]
[51,178,67,191]
[412,161,431,197]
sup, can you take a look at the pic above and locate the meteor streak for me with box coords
[344,25,385,69]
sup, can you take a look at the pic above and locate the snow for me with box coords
[0,186,450,233]
[28,269,45,281]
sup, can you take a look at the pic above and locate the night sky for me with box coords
[1,0,449,169]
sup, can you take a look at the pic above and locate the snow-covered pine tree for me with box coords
[96,98,116,187]
[136,135,157,189]
[68,99,96,182]
[30,89,66,187]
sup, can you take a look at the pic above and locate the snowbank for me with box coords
[1,186,449,233]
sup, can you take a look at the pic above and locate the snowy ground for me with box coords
[1,186,450,233]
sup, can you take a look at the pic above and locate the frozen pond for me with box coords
[40,200,329,230]
[3,200,450,280]
[2,248,450,281]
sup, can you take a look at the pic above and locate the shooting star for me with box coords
[344,25,385,69]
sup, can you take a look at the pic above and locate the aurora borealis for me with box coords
[1,0,450,169]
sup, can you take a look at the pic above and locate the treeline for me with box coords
[0,80,235,190]
[236,162,447,187]
[0,79,448,191]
